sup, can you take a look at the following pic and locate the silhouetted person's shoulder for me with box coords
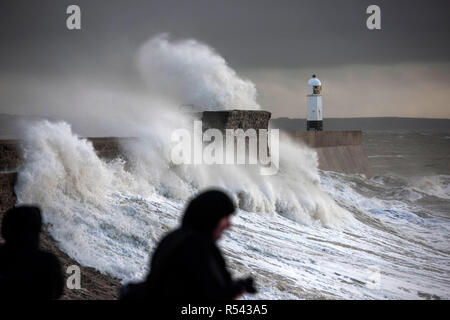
[0,243,64,299]
[145,227,236,300]
[0,205,64,300]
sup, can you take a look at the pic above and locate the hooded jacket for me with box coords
[139,190,243,300]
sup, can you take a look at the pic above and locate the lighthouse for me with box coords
[306,74,323,131]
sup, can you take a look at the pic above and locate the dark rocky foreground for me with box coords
[0,173,122,300]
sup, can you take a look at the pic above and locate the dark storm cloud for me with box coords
[0,0,449,74]
[1,0,449,121]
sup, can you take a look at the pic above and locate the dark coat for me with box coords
[143,227,241,300]
[0,205,64,300]
[0,243,64,299]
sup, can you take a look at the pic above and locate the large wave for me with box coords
[136,34,260,111]
[15,119,353,282]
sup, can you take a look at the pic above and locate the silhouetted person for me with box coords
[120,189,256,300]
[0,205,64,299]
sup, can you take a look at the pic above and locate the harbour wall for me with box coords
[280,130,373,177]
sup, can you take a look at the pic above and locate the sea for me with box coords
[14,122,450,300]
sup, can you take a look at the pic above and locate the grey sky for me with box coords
[0,0,449,120]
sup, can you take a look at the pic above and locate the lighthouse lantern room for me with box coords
[306,74,323,131]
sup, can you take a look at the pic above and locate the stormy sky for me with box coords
[0,0,449,123]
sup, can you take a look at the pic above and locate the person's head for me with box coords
[182,189,235,241]
[1,205,42,249]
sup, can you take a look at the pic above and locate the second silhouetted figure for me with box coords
[0,205,64,299]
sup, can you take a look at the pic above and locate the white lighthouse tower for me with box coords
[306,74,323,131]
